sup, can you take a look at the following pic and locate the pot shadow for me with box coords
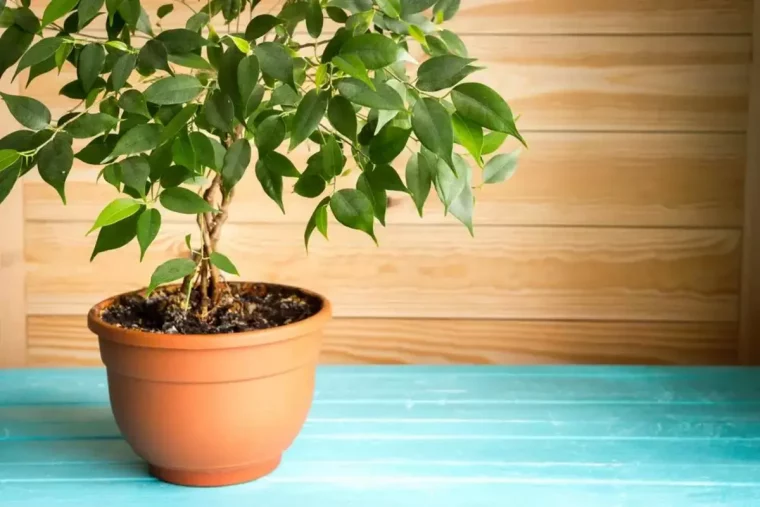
[3,401,151,480]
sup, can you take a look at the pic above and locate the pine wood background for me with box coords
[0,0,756,366]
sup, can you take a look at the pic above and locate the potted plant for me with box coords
[0,0,523,487]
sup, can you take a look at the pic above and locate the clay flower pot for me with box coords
[87,283,331,487]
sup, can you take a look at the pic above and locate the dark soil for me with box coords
[100,283,322,334]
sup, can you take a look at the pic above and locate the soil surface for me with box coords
[100,283,322,334]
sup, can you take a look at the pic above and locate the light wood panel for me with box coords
[142,0,753,35]
[0,70,26,368]
[25,222,741,322]
[26,315,737,366]
[740,0,760,364]
[20,36,751,133]
[23,132,746,228]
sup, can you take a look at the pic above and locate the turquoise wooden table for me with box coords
[1,367,760,506]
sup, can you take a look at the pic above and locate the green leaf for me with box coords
[376,0,400,17]
[221,138,251,193]
[101,163,122,190]
[110,124,162,159]
[255,157,284,212]
[405,153,431,216]
[430,150,465,212]
[481,131,507,155]
[327,96,357,142]
[76,134,118,165]
[55,42,74,74]
[256,42,294,88]
[120,156,150,196]
[255,115,286,153]
[321,27,352,63]
[306,0,323,38]
[218,46,244,104]
[64,113,118,138]
[210,251,239,275]
[168,52,213,70]
[433,0,460,22]
[88,198,141,234]
[401,0,436,15]
[185,11,209,31]
[172,130,196,171]
[78,0,105,29]
[135,208,161,261]
[12,7,40,33]
[14,38,64,79]
[452,113,483,164]
[408,24,428,48]
[330,188,376,243]
[111,53,137,91]
[451,83,525,145]
[369,126,410,164]
[204,90,234,132]
[417,55,478,92]
[244,14,283,40]
[372,163,407,192]
[294,170,326,198]
[345,10,374,35]
[340,33,403,70]
[156,29,207,54]
[290,90,329,151]
[337,78,404,110]
[269,84,299,108]
[77,44,105,93]
[0,26,34,80]
[118,89,151,118]
[260,151,299,178]
[145,258,197,297]
[224,34,250,55]
[188,132,217,170]
[438,29,467,57]
[38,133,74,204]
[327,0,373,12]
[0,159,20,205]
[448,153,473,234]
[304,196,330,251]
[0,149,20,172]
[237,55,260,107]
[90,211,139,261]
[160,187,217,214]
[41,0,78,26]
[483,149,520,184]
[326,7,348,22]
[159,104,198,144]
[332,54,375,90]
[1,93,50,130]
[105,41,130,52]
[138,39,171,74]
[144,75,204,104]
[412,97,454,169]
[357,172,386,225]
[157,3,174,18]
[319,136,345,179]
[159,164,191,188]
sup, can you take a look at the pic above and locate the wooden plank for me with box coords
[143,0,754,35]
[24,223,741,321]
[0,72,26,368]
[2,481,760,507]
[23,132,746,228]
[21,36,751,132]
[25,316,737,367]
[739,0,760,364]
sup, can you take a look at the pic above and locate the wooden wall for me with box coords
[1,0,755,366]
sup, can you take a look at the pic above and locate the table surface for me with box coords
[1,366,760,506]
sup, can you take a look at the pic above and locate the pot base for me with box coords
[149,456,282,487]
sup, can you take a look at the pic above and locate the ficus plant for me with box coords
[0,0,523,320]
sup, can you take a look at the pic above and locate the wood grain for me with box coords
[24,222,741,322]
[26,315,737,366]
[739,0,760,364]
[140,0,753,35]
[23,132,746,229]
[0,72,26,368]
[20,36,751,133]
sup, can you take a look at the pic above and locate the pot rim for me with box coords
[87,282,332,350]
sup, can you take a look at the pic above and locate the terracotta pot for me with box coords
[87,283,331,487]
